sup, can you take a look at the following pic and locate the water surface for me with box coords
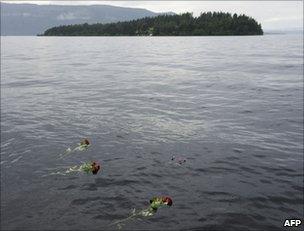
[1,35,303,230]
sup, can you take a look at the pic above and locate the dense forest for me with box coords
[41,12,263,36]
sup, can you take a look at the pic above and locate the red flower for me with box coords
[83,139,90,145]
[91,162,100,175]
[162,197,173,206]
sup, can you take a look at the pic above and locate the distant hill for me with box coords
[42,12,263,36]
[264,28,303,35]
[1,3,172,35]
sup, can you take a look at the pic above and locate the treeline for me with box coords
[42,12,263,36]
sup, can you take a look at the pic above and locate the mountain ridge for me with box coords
[1,3,173,35]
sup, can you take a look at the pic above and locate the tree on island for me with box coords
[41,12,263,36]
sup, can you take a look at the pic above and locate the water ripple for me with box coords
[1,35,303,231]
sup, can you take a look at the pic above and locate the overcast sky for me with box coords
[3,1,303,30]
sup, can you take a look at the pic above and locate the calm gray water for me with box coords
[1,35,303,231]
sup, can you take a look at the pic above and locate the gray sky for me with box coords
[2,1,303,30]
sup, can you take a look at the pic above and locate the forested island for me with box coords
[41,12,263,36]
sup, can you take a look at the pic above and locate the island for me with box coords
[41,12,263,36]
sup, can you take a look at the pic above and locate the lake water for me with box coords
[1,35,303,231]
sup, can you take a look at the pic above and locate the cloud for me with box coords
[57,12,77,20]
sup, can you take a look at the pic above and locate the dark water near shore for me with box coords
[1,35,303,231]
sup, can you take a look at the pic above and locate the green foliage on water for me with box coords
[41,12,263,36]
